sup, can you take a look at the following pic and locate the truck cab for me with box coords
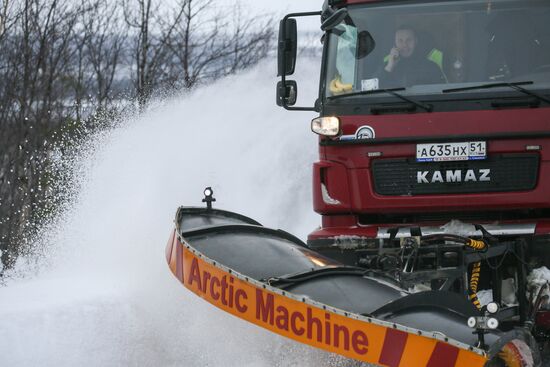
[278,0,550,361]
[303,0,550,245]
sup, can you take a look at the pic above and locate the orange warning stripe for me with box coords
[166,230,488,367]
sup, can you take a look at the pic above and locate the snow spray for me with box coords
[0,59,365,366]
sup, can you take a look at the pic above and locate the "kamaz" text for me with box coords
[417,169,491,184]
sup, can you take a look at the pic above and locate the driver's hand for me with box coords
[386,47,400,72]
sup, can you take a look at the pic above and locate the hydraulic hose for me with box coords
[418,235,488,310]
[466,240,487,311]
[469,261,482,310]
[467,239,488,251]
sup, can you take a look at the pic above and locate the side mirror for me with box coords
[278,19,297,77]
[357,31,376,59]
[321,8,348,31]
[277,80,298,107]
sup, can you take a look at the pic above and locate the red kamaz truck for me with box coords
[276,0,550,363]
[167,1,550,365]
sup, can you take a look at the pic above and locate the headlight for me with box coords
[487,302,499,314]
[487,317,499,330]
[311,116,340,137]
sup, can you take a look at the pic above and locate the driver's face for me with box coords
[395,29,417,58]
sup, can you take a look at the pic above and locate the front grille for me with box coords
[372,153,539,196]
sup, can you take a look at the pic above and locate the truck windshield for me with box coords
[325,0,550,99]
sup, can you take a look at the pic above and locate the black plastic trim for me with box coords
[180,224,309,250]
[321,91,550,117]
[371,290,480,318]
[177,206,261,226]
[372,153,539,196]
[321,130,550,146]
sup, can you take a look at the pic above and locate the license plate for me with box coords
[416,142,486,162]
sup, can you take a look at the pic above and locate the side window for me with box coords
[327,24,358,95]
[336,25,358,85]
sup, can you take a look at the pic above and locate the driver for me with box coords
[377,25,445,87]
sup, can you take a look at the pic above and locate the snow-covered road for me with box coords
[0,60,370,366]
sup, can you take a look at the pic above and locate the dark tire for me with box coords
[486,329,542,367]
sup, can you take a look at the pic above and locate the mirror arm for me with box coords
[282,11,324,23]
[280,11,322,112]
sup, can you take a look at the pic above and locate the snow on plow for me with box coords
[165,203,540,366]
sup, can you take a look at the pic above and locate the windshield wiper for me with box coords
[443,81,550,104]
[328,87,433,112]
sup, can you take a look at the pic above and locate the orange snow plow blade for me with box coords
[165,208,489,367]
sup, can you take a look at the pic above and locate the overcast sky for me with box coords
[237,0,323,14]
[216,0,323,27]
[161,1,324,29]
[215,0,322,14]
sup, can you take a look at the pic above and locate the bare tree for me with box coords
[70,0,127,118]
[224,4,273,74]
[0,0,274,274]
[164,0,273,90]
[0,0,19,121]
[0,0,82,269]
[0,0,18,41]
[86,0,127,107]
[123,0,186,107]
